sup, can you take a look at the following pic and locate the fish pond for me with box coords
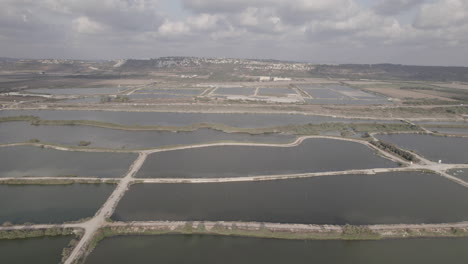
[113,171,468,225]
[0,236,73,263]
[0,146,136,178]
[86,235,468,264]
[376,134,468,163]
[0,122,295,149]
[0,184,114,224]
[136,138,397,178]
[0,110,402,128]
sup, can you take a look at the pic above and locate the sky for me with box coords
[0,0,467,66]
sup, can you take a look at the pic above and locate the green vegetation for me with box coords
[78,141,91,147]
[75,222,468,264]
[342,224,380,240]
[0,228,75,240]
[100,95,130,103]
[0,227,83,264]
[0,115,423,137]
[0,115,38,123]
[370,140,419,162]
[402,99,467,105]
[0,179,117,185]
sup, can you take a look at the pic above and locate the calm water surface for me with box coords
[0,122,294,149]
[114,172,468,224]
[447,168,468,182]
[0,184,114,224]
[214,87,255,96]
[376,134,468,163]
[0,236,72,264]
[136,138,397,178]
[86,235,468,264]
[0,146,136,178]
[0,110,401,127]
[26,87,126,95]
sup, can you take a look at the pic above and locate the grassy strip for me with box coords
[370,140,419,162]
[423,124,468,129]
[76,222,468,264]
[0,227,76,239]
[76,224,375,263]
[0,115,38,123]
[0,227,83,264]
[1,115,421,136]
[0,179,118,185]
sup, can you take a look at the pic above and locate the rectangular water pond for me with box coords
[0,184,114,224]
[136,138,397,178]
[307,88,350,99]
[86,235,468,264]
[214,87,256,96]
[135,88,204,95]
[0,110,402,128]
[0,236,73,263]
[376,134,468,164]
[258,88,296,96]
[113,171,468,225]
[128,93,193,100]
[424,126,468,135]
[0,122,295,149]
[26,87,126,95]
[0,146,136,178]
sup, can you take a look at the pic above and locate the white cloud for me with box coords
[414,0,468,29]
[158,20,190,36]
[0,0,467,65]
[72,16,104,34]
[374,0,426,15]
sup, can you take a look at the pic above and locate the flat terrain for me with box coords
[1,59,468,264]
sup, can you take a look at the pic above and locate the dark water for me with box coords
[258,87,295,96]
[426,127,468,135]
[299,84,389,104]
[214,87,255,96]
[135,88,204,95]
[63,97,101,103]
[305,98,390,105]
[86,235,468,264]
[376,134,468,164]
[26,87,125,95]
[415,121,467,126]
[129,93,193,99]
[0,146,136,178]
[0,236,72,264]
[448,168,468,182]
[113,172,468,224]
[136,138,397,178]
[0,110,401,127]
[0,184,114,224]
[307,88,350,99]
[0,122,294,149]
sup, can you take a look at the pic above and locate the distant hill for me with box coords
[310,64,468,82]
[1,57,467,82]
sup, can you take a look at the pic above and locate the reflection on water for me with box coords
[87,235,468,264]
[114,172,468,225]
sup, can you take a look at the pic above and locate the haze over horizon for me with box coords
[1,0,467,67]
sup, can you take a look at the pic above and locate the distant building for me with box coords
[259,76,271,82]
[273,77,292,81]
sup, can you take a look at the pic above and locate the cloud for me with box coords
[0,0,467,66]
[414,0,468,29]
[374,0,426,16]
[72,16,105,34]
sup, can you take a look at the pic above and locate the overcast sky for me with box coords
[0,0,467,66]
